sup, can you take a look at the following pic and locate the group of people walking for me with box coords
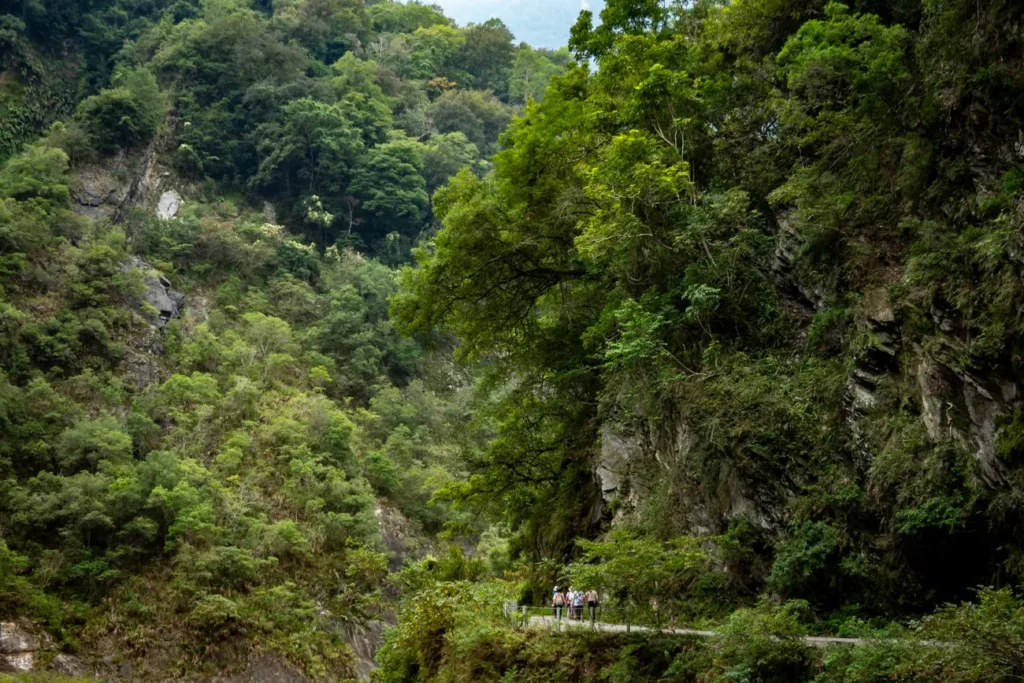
[551,586,599,622]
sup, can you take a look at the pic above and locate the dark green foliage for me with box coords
[351,134,429,242]
[74,67,164,153]
[457,19,516,98]
[11,0,1024,678]
[0,49,490,671]
[393,0,1024,637]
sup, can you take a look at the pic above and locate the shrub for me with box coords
[188,594,244,637]
[75,68,164,153]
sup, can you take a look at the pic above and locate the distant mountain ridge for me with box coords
[431,0,605,49]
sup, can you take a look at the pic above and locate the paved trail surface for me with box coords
[528,616,870,647]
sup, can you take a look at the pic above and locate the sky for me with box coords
[429,0,604,50]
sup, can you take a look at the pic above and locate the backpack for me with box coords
[553,592,565,606]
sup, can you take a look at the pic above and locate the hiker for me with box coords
[573,589,585,620]
[585,588,599,624]
[552,587,566,620]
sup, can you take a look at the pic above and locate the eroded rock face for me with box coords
[597,417,775,534]
[344,620,387,681]
[917,354,1017,487]
[375,501,430,570]
[216,654,311,682]
[72,168,128,222]
[0,622,40,673]
[848,287,901,416]
[50,653,87,677]
[597,424,641,502]
[157,190,182,219]
[122,256,185,329]
[772,210,827,311]
[0,623,39,654]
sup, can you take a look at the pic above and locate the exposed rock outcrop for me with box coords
[113,142,159,223]
[0,622,43,673]
[376,500,431,570]
[216,654,312,682]
[344,620,388,681]
[122,256,184,329]
[72,144,162,223]
[72,166,129,222]
[771,210,827,311]
[50,653,88,677]
[916,354,1017,487]
[848,287,901,417]
[596,417,775,535]
[596,423,642,509]
[157,189,183,219]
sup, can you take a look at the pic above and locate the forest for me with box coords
[3,0,1024,681]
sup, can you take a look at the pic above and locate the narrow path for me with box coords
[527,616,870,647]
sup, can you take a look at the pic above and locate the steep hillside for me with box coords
[386,0,1024,679]
[8,0,1024,681]
[0,0,542,679]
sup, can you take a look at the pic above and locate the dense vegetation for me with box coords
[6,0,1024,680]
[384,0,1024,679]
[0,0,556,678]
[397,0,1024,611]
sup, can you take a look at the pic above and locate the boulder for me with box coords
[122,256,184,328]
[157,190,183,219]
[0,623,39,654]
[0,652,34,673]
[0,622,40,673]
[50,653,88,677]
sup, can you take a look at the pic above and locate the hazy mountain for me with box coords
[430,0,604,49]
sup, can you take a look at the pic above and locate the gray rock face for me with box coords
[217,654,311,682]
[50,653,87,677]
[0,622,40,673]
[772,210,827,311]
[122,256,184,328]
[847,287,901,417]
[596,416,774,535]
[0,652,35,673]
[72,172,126,222]
[375,501,430,571]
[344,620,387,681]
[597,424,641,501]
[0,622,39,655]
[157,190,182,219]
[917,354,1016,487]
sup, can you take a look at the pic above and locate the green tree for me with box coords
[367,1,451,35]
[252,97,363,238]
[270,0,370,63]
[421,132,481,193]
[350,134,428,239]
[74,67,165,153]
[509,46,562,103]
[456,19,515,99]
[567,530,709,629]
